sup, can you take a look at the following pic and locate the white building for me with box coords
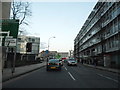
[17,35,40,55]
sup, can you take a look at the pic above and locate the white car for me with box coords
[67,59,77,66]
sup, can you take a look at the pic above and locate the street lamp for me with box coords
[48,36,55,51]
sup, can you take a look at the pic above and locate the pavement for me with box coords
[83,63,120,74]
[2,61,120,83]
[2,61,46,82]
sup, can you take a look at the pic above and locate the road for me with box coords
[3,62,120,88]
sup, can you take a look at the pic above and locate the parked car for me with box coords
[67,59,77,66]
[46,59,62,71]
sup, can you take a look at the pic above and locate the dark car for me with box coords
[67,59,77,66]
[46,59,62,71]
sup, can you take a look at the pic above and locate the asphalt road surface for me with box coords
[3,63,120,88]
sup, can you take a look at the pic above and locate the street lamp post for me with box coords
[48,36,55,51]
[47,36,55,60]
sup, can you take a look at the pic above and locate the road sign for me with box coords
[55,54,61,59]
[45,50,49,54]
[5,38,17,46]
[1,19,19,38]
[6,36,13,38]
[1,19,19,46]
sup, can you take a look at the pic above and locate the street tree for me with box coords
[11,0,32,35]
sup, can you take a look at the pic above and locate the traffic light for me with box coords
[26,43,32,52]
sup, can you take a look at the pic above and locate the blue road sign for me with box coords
[45,50,49,54]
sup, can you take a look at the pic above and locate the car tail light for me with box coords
[57,63,59,65]
[47,63,50,65]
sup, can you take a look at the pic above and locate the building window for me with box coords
[108,39,111,49]
[18,38,21,41]
[114,35,119,47]
[32,39,35,42]
[29,38,31,41]
[118,16,120,30]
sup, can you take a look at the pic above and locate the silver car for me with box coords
[67,59,77,66]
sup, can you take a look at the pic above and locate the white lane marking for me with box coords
[97,74,118,83]
[64,67,67,70]
[68,72,76,81]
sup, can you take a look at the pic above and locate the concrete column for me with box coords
[104,55,111,68]
[0,47,2,90]
[0,2,2,19]
[0,2,11,89]
[0,2,2,88]
[2,2,11,19]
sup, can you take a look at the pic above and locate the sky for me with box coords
[25,1,97,52]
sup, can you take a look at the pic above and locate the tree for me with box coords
[11,0,32,34]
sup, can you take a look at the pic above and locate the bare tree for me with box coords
[11,0,32,35]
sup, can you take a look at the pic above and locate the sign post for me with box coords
[1,19,19,74]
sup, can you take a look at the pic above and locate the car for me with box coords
[67,59,77,66]
[46,59,62,71]
[64,59,68,63]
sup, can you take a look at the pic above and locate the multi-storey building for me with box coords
[69,50,74,58]
[17,35,40,60]
[57,52,69,58]
[38,51,69,61]
[74,2,120,68]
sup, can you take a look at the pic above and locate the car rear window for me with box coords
[49,59,60,63]
[69,59,75,61]
[68,59,76,61]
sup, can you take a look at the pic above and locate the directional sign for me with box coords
[1,19,19,38]
[55,54,61,59]
[5,38,17,46]
[45,50,49,54]
[1,19,19,46]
